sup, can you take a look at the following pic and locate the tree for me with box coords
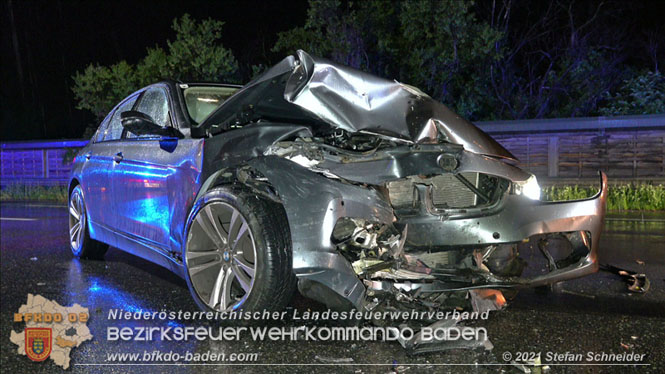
[598,71,665,115]
[274,0,663,121]
[156,14,238,83]
[273,0,384,70]
[71,3,665,137]
[72,14,238,135]
[273,0,503,120]
[481,0,626,120]
[71,61,137,120]
[396,0,503,119]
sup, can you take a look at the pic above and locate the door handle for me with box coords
[84,153,91,160]
[113,152,124,163]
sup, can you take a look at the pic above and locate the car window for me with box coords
[183,86,239,124]
[92,112,113,143]
[136,87,171,127]
[125,87,171,139]
[101,94,139,142]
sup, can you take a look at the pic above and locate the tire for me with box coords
[69,184,108,259]
[183,185,295,314]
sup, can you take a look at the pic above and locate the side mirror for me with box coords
[121,111,183,138]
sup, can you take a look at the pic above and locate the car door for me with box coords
[110,85,204,259]
[80,94,139,243]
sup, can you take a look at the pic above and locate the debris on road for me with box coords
[600,264,650,293]
[397,317,494,354]
[468,289,507,313]
[511,356,550,373]
[390,364,412,373]
[314,355,354,364]
[560,289,596,299]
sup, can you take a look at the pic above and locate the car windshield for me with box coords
[183,86,239,124]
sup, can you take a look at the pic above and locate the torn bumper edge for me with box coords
[253,152,607,310]
[392,171,608,289]
[509,171,607,287]
[300,173,606,310]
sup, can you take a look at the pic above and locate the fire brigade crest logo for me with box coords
[10,294,92,369]
[25,328,52,362]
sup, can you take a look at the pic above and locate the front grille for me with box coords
[387,172,480,209]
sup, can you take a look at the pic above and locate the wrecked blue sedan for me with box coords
[68,50,607,315]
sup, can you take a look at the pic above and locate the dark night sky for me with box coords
[1,0,308,141]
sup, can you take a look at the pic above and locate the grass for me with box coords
[0,184,68,203]
[1,183,664,211]
[543,184,665,211]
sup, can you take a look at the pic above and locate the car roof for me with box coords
[165,80,243,89]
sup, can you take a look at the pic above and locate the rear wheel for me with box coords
[184,186,295,313]
[69,185,108,259]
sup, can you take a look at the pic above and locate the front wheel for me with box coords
[69,184,108,259]
[183,186,295,313]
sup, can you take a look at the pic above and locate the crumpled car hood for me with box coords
[197,50,515,161]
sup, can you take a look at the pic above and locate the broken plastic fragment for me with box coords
[511,357,550,374]
[314,355,354,364]
[468,289,507,313]
[397,318,493,355]
[600,264,650,293]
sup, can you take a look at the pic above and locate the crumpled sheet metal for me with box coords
[284,50,516,160]
[199,50,515,161]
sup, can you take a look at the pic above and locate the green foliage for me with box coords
[598,71,665,116]
[135,47,169,87]
[397,0,503,119]
[72,61,137,120]
[250,64,267,79]
[72,4,663,135]
[274,0,663,120]
[161,14,238,83]
[273,0,359,64]
[72,14,239,131]
[538,49,617,118]
[543,184,665,211]
[544,185,592,202]
[272,0,503,120]
[0,184,68,203]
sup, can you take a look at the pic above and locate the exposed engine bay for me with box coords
[194,50,607,319]
[252,131,606,316]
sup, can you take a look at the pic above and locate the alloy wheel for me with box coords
[68,187,86,253]
[186,202,257,311]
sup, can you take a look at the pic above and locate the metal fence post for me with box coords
[548,136,559,178]
[43,149,49,179]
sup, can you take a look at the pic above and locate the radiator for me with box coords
[387,172,479,209]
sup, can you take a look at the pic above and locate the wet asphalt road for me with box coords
[1,202,664,374]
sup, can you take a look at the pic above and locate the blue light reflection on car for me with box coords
[116,195,171,235]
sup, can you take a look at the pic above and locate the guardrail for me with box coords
[1,140,87,187]
[476,114,665,183]
[1,114,664,187]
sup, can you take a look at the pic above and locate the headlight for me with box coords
[515,175,541,200]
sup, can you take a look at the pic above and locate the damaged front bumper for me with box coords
[399,172,608,288]
[248,148,607,311]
